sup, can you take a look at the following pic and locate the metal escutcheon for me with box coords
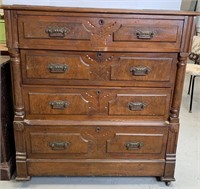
[49,141,69,150]
[48,64,69,73]
[125,142,144,150]
[45,26,70,37]
[128,102,147,111]
[136,30,154,39]
[49,101,69,109]
[130,66,151,76]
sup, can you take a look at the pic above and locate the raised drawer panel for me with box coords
[22,51,90,80]
[30,133,89,154]
[114,24,178,42]
[111,57,174,81]
[24,87,171,119]
[109,93,169,116]
[18,14,183,52]
[28,93,89,115]
[107,133,164,154]
[21,50,177,86]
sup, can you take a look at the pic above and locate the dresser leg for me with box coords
[14,122,30,181]
[165,181,171,186]
[16,176,31,181]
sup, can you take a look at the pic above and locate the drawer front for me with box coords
[18,14,183,52]
[21,50,177,87]
[26,125,168,159]
[24,87,171,119]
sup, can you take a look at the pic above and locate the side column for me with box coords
[161,53,188,185]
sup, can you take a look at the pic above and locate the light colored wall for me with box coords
[0,0,3,15]
[2,0,182,10]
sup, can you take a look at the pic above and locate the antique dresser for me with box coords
[2,5,198,185]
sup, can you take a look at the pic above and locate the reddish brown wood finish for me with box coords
[2,5,198,184]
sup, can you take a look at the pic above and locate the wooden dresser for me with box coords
[2,5,198,185]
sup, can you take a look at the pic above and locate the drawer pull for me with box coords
[128,102,147,111]
[125,142,144,150]
[48,64,69,73]
[45,26,70,37]
[130,66,151,76]
[136,30,154,39]
[49,101,70,109]
[49,142,69,150]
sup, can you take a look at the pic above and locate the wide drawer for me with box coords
[21,50,177,87]
[25,124,168,159]
[24,87,171,120]
[18,14,183,52]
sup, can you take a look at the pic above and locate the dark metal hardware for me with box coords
[125,142,144,150]
[99,19,105,25]
[49,101,69,109]
[49,141,69,150]
[97,52,103,58]
[128,102,147,111]
[48,64,69,73]
[136,30,154,39]
[45,26,70,37]
[96,90,101,95]
[96,127,101,133]
[130,66,151,76]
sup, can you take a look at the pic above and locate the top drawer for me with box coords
[18,14,183,52]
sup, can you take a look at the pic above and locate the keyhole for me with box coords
[97,52,102,58]
[96,127,101,133]
[99,19,104,25]
[97,90,101,95]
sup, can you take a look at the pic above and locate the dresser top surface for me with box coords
[1,4,200,16]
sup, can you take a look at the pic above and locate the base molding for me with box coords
[0,156,15,180]
[16,176,31,181]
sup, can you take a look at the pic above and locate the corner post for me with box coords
[161,53,188,183]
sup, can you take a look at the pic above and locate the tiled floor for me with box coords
[0,74,200,189]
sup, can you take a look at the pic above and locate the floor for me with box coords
[0,74,200,189]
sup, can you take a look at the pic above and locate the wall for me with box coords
[2,0,182,10]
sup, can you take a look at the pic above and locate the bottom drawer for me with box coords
[25,123,168,160]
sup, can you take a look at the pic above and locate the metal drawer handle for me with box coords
[125,142,144,150]
[49,101,70,109]
[48,64,69,73]
[128,102,147,111]
[136,30,154,39]
[130,66,151,76]
[45,26,70,37]
[49,141,69,150]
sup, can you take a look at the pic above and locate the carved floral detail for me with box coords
[84,53,114,81]
[14,122,25,131]
[83,90,115,115]
[85,20,120,46]
[169,123,179,133]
